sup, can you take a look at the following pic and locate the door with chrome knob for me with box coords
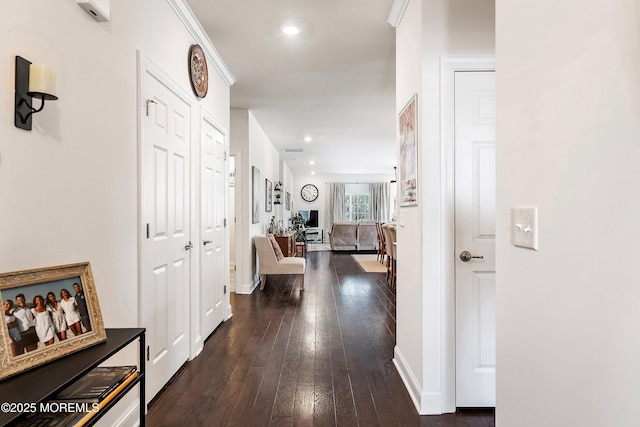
[454,70,496,407]
[459,251,484,262]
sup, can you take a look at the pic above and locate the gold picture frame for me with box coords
[0,262,106,381]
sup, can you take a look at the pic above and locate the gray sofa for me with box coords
[328,221,378,251]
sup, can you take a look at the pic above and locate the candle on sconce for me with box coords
[28,64,56,96]
[14,55,60,130]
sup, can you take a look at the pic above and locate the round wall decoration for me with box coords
[300,184,319,202]
[188,44,208,98]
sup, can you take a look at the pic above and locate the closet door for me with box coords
[455,70,496,407]
[200,114,226,339]
[140,58,192,404]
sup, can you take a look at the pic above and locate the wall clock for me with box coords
[188,44,208,98]
[300,184,319,202]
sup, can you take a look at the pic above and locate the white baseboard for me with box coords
[420,391,444,415]
[236,280,257,294]
[191,341,203,359]
[113,400,140,427]
[393,346,422,412]
[393,346,443,415]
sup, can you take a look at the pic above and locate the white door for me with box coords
[140,65,192,404]
[200,117,226,339]
[455,70,496,407]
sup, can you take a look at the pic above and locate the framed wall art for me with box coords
[265,179,273,212]
[0,262,106,380]
[399,94,418,206]
[252,166,260,223]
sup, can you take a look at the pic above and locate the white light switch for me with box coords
[511,207,538,250]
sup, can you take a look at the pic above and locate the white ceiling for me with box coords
[186,0,397,176]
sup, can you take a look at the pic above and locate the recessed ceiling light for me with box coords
[309,160,315,165]
[303,136,312,142]
[281,25,301,35]
[310,171,315,175]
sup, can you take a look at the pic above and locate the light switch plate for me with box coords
[511,207,538,250]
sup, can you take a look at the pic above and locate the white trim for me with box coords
[113,399,141,427]
[387,0,410,28]
[192,343,203,359]
[421,391,445,415]
[393,345,421,412]
[394,346,443,415]
[440,55,495,412]
[167,0,236,86]
[237,281,257,295]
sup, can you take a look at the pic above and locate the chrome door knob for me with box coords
[185,241,193,251]
[203,239,212,245]
[460,250,484,262]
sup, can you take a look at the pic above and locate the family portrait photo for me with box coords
[0,262,105,380]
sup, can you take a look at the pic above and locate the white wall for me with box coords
[0,0,230,423]
[496,1,640,426]
[392,0,495,414]
[231,109,249,292]
[231,109,281,293]
[229,155,236,269]
[0,0,143,325]
[392,0,425,413]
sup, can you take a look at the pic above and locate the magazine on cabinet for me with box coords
[51,366,136,403]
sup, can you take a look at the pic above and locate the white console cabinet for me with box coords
[305,227,324,243]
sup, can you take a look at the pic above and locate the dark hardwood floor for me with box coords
[146,251,494,426]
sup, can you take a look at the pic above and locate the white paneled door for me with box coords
[140,63,192,404]
[455,70,496,407]
[200,116,226,340]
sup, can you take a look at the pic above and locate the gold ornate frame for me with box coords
[0,262,106,380]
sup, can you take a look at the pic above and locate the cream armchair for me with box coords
[356,221,378,250]
[254,235,305,290]
[328,222,358,250]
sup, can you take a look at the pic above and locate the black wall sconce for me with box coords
[15,56,58,131]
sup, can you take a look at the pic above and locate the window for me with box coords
[344,193,370,222]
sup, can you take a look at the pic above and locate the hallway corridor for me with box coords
[147,251,494,426]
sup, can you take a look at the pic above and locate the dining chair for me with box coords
[376,221,386,264]
[382,224,395,287]
[388,224,397,288]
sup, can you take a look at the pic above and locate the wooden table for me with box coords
[274,232,296,257]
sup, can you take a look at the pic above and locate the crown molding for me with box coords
[387,0,410,28]
[167,0,236,86]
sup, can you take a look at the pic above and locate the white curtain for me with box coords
[326,183,345,231]
[369,182,390,222]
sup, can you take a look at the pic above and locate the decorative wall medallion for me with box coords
[188,44,208,98]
